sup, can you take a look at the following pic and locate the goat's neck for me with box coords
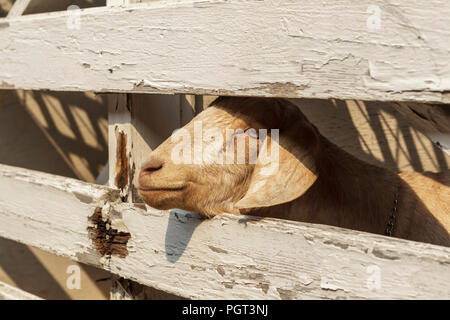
[257,136,400,234]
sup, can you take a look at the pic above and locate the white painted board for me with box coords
[0,164,449,299]
[0,1,449,102]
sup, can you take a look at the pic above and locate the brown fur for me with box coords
[139,97,450,247]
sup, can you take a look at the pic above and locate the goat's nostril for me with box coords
[140,159,164,176]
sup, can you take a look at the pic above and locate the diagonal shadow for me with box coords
[0,91,78,177]
[0,237,71,300]
[29,91,107,181]
[0,89,110,299]
[165,210,204,263]
[364,100,426,172]
[309,98,449,174]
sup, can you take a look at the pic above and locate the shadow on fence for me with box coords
[0,89,448,299]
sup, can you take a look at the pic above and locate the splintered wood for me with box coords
[88,207,131,258]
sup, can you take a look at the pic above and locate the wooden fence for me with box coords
[0,0,449,299]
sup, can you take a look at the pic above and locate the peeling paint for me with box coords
[208,245,228,254]
[256,81,310,96]
[190,265,206,271]
[72,192,93,204]
[320,279,344,292]
[323,240,349,250]
[1,164,449,300]
[372,248,400,260]
[257,282,270,294]
[0,1,448,102]
[277,288,296,300]
[222,281,235,289]
[216,266,225,276]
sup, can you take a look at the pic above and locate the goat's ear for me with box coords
[235,125,319,209]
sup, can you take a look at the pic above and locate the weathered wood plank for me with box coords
[0,164,449,299]
[0,281,42,300]
[1,1,449,102]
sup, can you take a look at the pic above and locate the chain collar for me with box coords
[385,184,400,236]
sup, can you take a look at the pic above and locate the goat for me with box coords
[138,97,450,247]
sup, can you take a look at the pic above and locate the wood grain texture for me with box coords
[0,0,449,102]
[0,164,449,299]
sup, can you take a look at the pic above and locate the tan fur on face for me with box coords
[138,100,257,217]
[139,97,450,247]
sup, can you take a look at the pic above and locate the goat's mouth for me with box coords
[138,185,186,192]
[138,184,187,196]
[138,184,188,210]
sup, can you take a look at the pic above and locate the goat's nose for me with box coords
[139,158,164,177]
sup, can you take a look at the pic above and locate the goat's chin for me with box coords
[138,189,185,210]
